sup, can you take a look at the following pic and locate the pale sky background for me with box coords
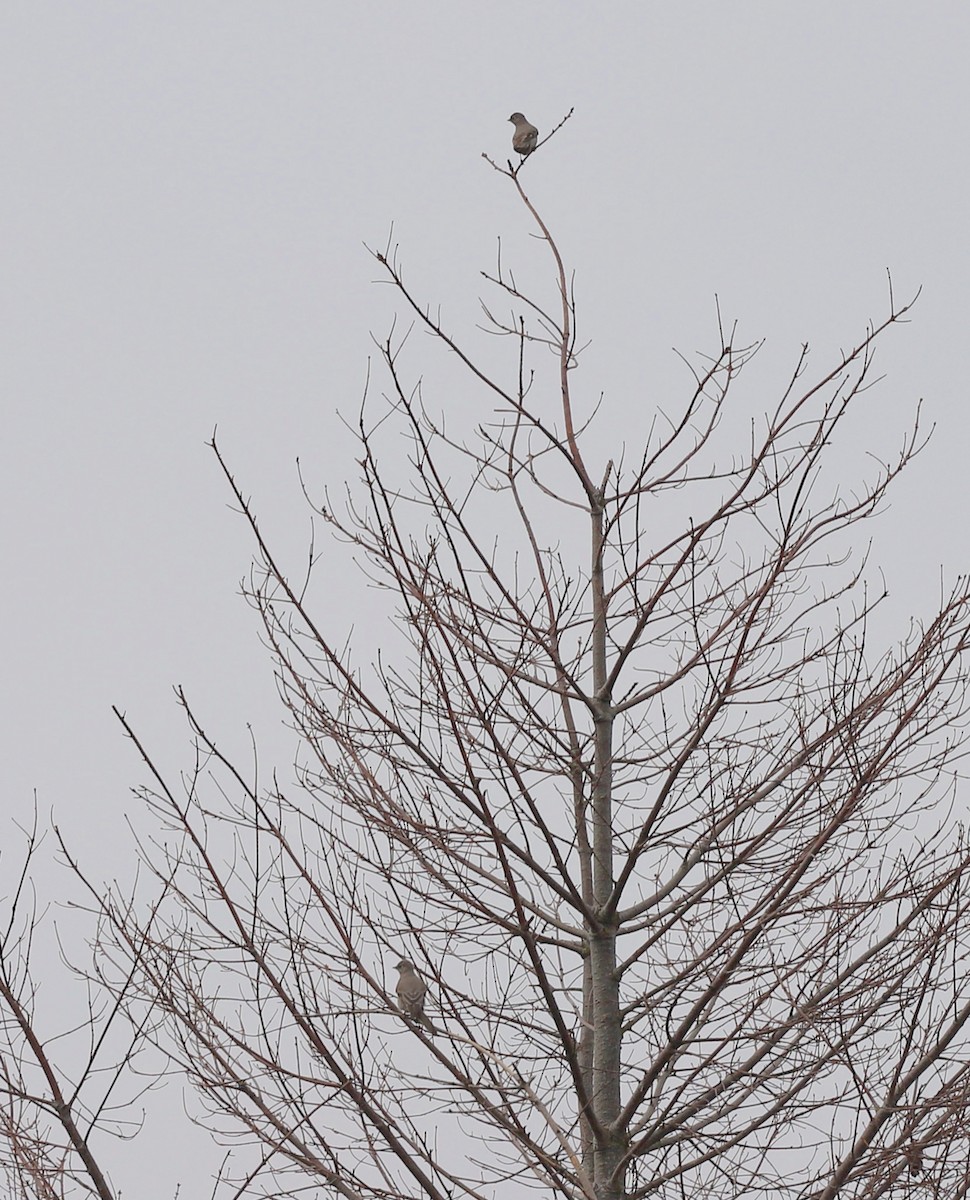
[1,3,968,1196]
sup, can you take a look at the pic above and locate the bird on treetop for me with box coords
[509,112,539,158]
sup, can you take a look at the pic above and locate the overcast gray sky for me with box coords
[1,3,968,1194]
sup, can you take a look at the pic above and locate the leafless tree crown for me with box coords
[4,113,970,1200]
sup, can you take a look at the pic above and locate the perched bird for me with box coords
[509,112,539,158]
[903,1143,924,1177]
[394,958,437,1034]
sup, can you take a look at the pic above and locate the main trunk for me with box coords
[588,501,624,1200]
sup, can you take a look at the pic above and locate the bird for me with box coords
[394,958,437,1034]
[509,112,539,158]
[903,1143,924,1177]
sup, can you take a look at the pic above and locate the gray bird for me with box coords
[509,112,539,158]
[395,958,437,1034]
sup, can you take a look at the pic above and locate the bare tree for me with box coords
[24,118,970,1198]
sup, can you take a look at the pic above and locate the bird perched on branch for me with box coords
[509,112,539,158]
[394,958,437,1034]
